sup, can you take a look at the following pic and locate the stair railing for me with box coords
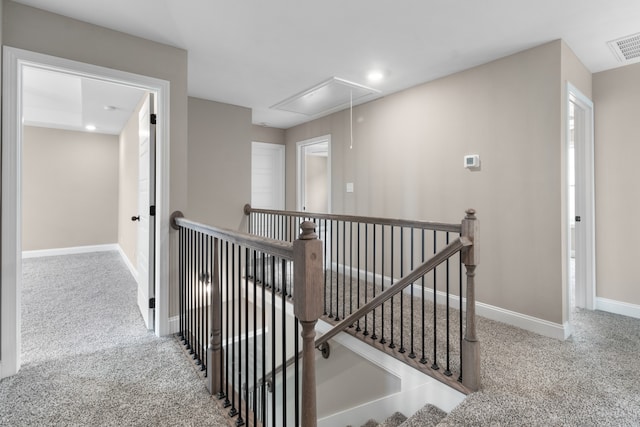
[244,206,480,393]
[171,212,323,427]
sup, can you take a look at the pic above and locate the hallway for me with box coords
[1,252,227,426]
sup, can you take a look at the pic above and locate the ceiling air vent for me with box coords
[608,32,640,62]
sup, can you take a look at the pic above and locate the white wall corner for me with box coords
[596,297,640,320]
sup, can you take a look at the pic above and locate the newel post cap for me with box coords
[243,203,252,216]
[299,221,318,240]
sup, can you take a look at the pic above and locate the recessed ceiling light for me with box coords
[85,124,96,131]
[367,70,384,83]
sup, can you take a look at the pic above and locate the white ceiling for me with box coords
[14,0,640,129]
[23,66,146,135]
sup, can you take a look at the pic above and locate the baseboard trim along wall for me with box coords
[22,243,119,258]
[117,246,138,282]
[596,297,640,320]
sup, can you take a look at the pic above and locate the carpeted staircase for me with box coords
[348,404,447,427]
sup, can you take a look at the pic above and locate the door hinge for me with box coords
[150,205,156,216]
[150,114,157,125]
[149,297,156,309]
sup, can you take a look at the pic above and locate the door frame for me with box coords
[565,82,596,321]
[296,135,331,213]
[1,47,171,378]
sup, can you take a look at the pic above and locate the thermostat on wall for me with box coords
[464,154,480,169]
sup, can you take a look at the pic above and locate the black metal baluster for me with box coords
[271,256,277,427]
[229,244,238,418]
[253,250,258,424]
[323,218,328,316]
[281,259,287,427]
[223,242,231,407]
[383,225,389,346]
[459,253,463,383]
[179,227,184,342]
[188,229,194,355]
[445,232,452,376]
[349,221,353,320]
[337,220,344,321]
[409,228,416,359]
[380,224,384,348]
[432,231,439,371]
[363,224,369,336]
[399,227,406,354]
[244,248,250,425]
[294,318,300,427]
[329,220,334,319]
[356,222,361,331]
[371,225,377,341]
[261,252,267,422]
[421,229,427,364]
[204,234,210,373]
[236,245,244,426]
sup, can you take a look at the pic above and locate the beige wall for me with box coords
[4,0,188,317]
[22,126,119,250]
[118,95,146,267]
[188,97,252,229]
[252,125,285,145]
[305,155,328,212]
[286,41,566,323]
[593,63,640,305]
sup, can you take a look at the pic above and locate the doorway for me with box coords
[296,135,331,213]
[1,47,170,378]
[566,83,596,317]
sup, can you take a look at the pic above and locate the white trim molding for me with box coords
[2,46,171,379]
[22,244,120,259]
[596,297,640,320]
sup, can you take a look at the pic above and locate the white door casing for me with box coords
[251,141,285,210]
[137,93,156,330]
[1,47,171,379]
[296,135,331,213]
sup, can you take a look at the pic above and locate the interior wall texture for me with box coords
[188,97,252,230]
[593,62,640,306]
[3,0,188,318]
[252,125,285,145]
[286,41,566,324]
[118,95,146,269]
[22,126,119,250]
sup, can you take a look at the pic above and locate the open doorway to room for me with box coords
[566,83,596,319]
[296,135,331,213]
[1,47,170,378]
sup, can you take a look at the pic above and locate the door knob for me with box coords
[131,215,140,222]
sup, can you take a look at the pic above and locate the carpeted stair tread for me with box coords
[380,411,408,426]
[399,404,447,427]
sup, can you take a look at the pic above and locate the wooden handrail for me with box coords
[244,204,462,233]
[173,215,294,260]
[315,236,472,349]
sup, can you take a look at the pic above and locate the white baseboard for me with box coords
[117,246,138,282]
[411,284,568,340]
[596,297,640,320]
[169,316,180,334]
[22,243,119,259]
[329,261,569,340]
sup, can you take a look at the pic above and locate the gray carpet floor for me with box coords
[0,251,229,426]
[4,252,640,426]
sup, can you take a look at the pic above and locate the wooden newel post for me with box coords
[293,221,323,427]
[461,209,480,391]
[206,238,223,396]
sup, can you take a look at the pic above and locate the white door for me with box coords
[136,93,156,330]
[567,84,595,312]
[296,135,331,213]
[251,141,285,209]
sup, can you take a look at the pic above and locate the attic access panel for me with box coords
[271,77,380,116]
